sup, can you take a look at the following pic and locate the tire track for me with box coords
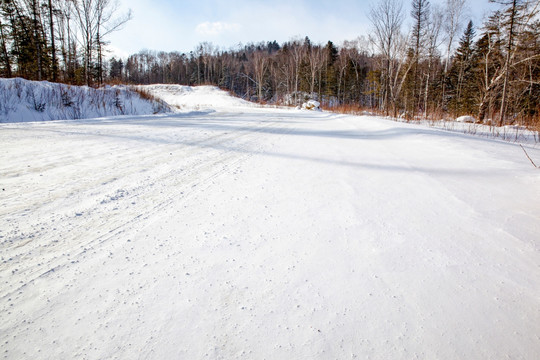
[0,112,293,300]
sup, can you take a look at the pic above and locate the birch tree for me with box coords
[368,0,404,115]
[441,0,466,107]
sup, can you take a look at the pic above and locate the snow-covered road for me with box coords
[1,107,540,359]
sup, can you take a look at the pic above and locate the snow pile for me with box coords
[140,84,255,111]
[456,115,477,123]
[302,99,321,111]
[0,78,170,123]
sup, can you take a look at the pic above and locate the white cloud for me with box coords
[195,21,241,36]
[106,44,131,59]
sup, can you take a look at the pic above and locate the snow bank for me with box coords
[140,84,255,111]
[417,118,540,144]
[456,115,477,123]
[0,78,170,123]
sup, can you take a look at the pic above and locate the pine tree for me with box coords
[410,0,430,114]
[476,12,505,121]
[109,57,123,79]
[448,20,477,115]
[324,41,338,101]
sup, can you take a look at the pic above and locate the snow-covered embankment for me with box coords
[0,78,171,123]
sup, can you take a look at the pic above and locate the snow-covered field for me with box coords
[140,84,256,111]
[1,85,540,359]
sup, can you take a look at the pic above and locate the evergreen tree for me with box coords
[476,12,505,121]
[324,41,338,101]
[448,20,478,115]
[109,57,123,79]
[410,0,430,114]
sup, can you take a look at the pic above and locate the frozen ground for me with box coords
[1,87,540,359]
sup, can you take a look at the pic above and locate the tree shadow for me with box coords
[35,111,516,177]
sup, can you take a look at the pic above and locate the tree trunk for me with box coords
[31,0,42,80]
[0,18,12,77]
[48,0,58,81]
[499,0,518,126]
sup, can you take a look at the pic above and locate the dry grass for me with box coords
[129,86,158,102]
[326,104,379,116]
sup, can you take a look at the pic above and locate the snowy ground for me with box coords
[1,88,540,359]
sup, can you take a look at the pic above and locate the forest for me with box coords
[1,0,539,128]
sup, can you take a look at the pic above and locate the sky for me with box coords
[107,0,498,59]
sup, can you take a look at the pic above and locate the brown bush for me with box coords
[327,104,380,116]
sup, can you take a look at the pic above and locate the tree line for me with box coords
[0,0,130,85]
[1,0,539,126]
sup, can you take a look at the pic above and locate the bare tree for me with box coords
[45,0,58,81]
[423,4,444,117]
[72,0,131,85]
[0,16,11,77]
[443,0,466,73]
[95,0,131,84]
[307,45,324,97]
[253,51,269,102]
[289,39,305,105]
[492,0,521,125]
[389,32,413,116]
[368,0,404,115]
[441,0,466,107]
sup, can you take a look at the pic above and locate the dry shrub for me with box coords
[130,86,158,102]
[530,116,540,142]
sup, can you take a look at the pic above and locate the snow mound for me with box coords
[0,78,170,123]
[302,100,321,111]
[456,115,477,123]
[140,84,254,111]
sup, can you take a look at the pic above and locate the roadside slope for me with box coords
[0,78,170,123]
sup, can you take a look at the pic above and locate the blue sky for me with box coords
[107,0,497,58]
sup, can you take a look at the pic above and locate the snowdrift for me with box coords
[456,115,477,123]
[0,78,170,123]
[140,84,255,111]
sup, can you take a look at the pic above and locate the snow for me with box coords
[417,118,539,143]
[1,85,540,359]
[456,115,477,123]
[302,99,321,111]
[0,78,169,123]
